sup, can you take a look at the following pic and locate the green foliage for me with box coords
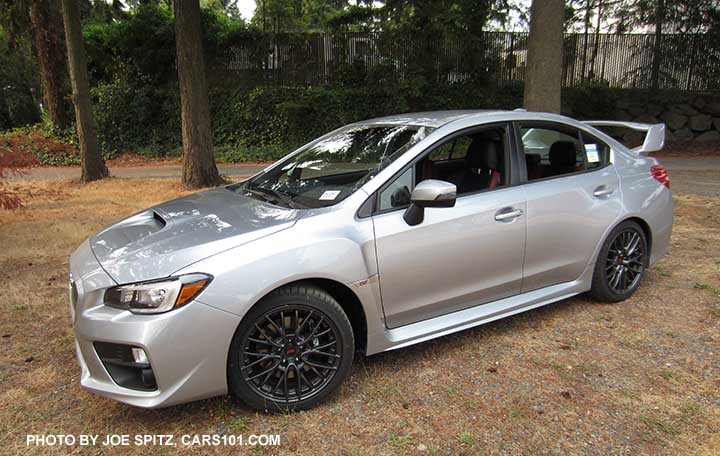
[92,74,181,154]
[0,126,81,165]
[562,81,619,119]
[0,27,40,130]
[4,0,717,165]
[83,3,176,85]
[215,144,290,163]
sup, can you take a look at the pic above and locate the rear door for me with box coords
[516,121,622,292]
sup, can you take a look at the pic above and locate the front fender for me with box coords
[175,213,378,320]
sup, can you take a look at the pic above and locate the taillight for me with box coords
[651,165,669,188]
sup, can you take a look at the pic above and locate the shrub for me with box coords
[0,127,79,166]
[215,144,291,163]
[562,82,619,119]
[0,135,38,209]
[92,75,181,155]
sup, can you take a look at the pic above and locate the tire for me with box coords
[227,284,354,412]
[590,220,648,302]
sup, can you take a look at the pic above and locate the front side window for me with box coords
[234,125,432,208]
[420,126,509,195]
[377,125,510,212]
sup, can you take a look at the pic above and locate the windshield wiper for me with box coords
[246,184,302,209]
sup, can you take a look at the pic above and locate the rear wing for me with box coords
[582,121,665,154]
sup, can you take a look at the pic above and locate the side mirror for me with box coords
[403,179,456,226]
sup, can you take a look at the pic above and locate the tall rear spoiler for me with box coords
[582,121,665,154]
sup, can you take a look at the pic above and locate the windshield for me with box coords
[233,124,433,208]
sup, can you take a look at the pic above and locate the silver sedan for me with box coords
[69,110,673,411]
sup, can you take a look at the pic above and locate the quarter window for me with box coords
[580,132,610,171]
[378,167,413,211]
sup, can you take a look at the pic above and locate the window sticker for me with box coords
[585,144,600,163]
[319,190,341,201]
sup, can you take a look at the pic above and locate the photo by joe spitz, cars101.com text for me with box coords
[68,110,672,412]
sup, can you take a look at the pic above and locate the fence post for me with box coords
[686,33,698,91]
[224,31,710,92]
[508,32,515,84]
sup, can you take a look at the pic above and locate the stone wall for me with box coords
[611,94,720,144]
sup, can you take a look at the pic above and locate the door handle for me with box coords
[494,208,523,222]
[593,185,614,198]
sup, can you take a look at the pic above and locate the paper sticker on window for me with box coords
[319,190,341,201]
[585,144,600,163]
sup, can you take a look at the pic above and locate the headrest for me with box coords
[466,138,501,170]
[549,141,577,167]
[525,154,541,166]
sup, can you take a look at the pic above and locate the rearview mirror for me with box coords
[403,179,456,226]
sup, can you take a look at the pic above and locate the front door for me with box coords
[371,123,527,328]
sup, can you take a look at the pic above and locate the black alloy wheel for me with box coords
[606,228,645,293]
[590,220,648,302]
[242,306,340,402]
[228,284,354,411]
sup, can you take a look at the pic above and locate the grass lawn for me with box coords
[0,178,718,455]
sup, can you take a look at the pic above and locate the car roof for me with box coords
[356,110,510,128]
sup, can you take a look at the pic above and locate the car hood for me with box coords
[90,187,299,284]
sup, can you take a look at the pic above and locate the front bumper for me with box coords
[69,240,241,408]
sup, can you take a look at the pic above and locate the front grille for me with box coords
[94,342,157,391]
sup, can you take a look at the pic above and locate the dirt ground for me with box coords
[0,175,718,456]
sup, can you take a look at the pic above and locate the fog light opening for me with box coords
[94,342,158,391]
[131,347,149,364]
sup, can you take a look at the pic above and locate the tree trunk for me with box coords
[650,0,664,90]
[589,0,603,78]
[581,0,591,80]
[29,0,69,130]
[173,0,222,189]
[61,0,108,182]
[523,0,565,113]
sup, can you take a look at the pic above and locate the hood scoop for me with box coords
[90,188,299,284]
[92,211,167,256]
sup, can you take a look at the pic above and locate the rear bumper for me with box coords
[648,188,674,267]
[69,240,241,408]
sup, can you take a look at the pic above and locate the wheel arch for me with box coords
[621,216,653,258]
[236,278,368,354]
[587,214,654,279]
[303,278,368,354]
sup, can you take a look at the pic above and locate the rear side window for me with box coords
[520,124,610,181]
[449,136,472,160]
[428,142,453,161]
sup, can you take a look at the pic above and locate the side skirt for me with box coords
[369,278,590,354]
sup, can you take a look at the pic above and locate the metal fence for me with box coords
[216,31,720,91]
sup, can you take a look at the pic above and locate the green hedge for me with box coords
[5,3,671,164]
[85,78,652,163]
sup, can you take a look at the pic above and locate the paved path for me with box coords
[12,164,267,181]
[655,156,720,171]
[9,157,720,197]
[652,157,720,197]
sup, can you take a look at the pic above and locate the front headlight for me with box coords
[104,274,212,314]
